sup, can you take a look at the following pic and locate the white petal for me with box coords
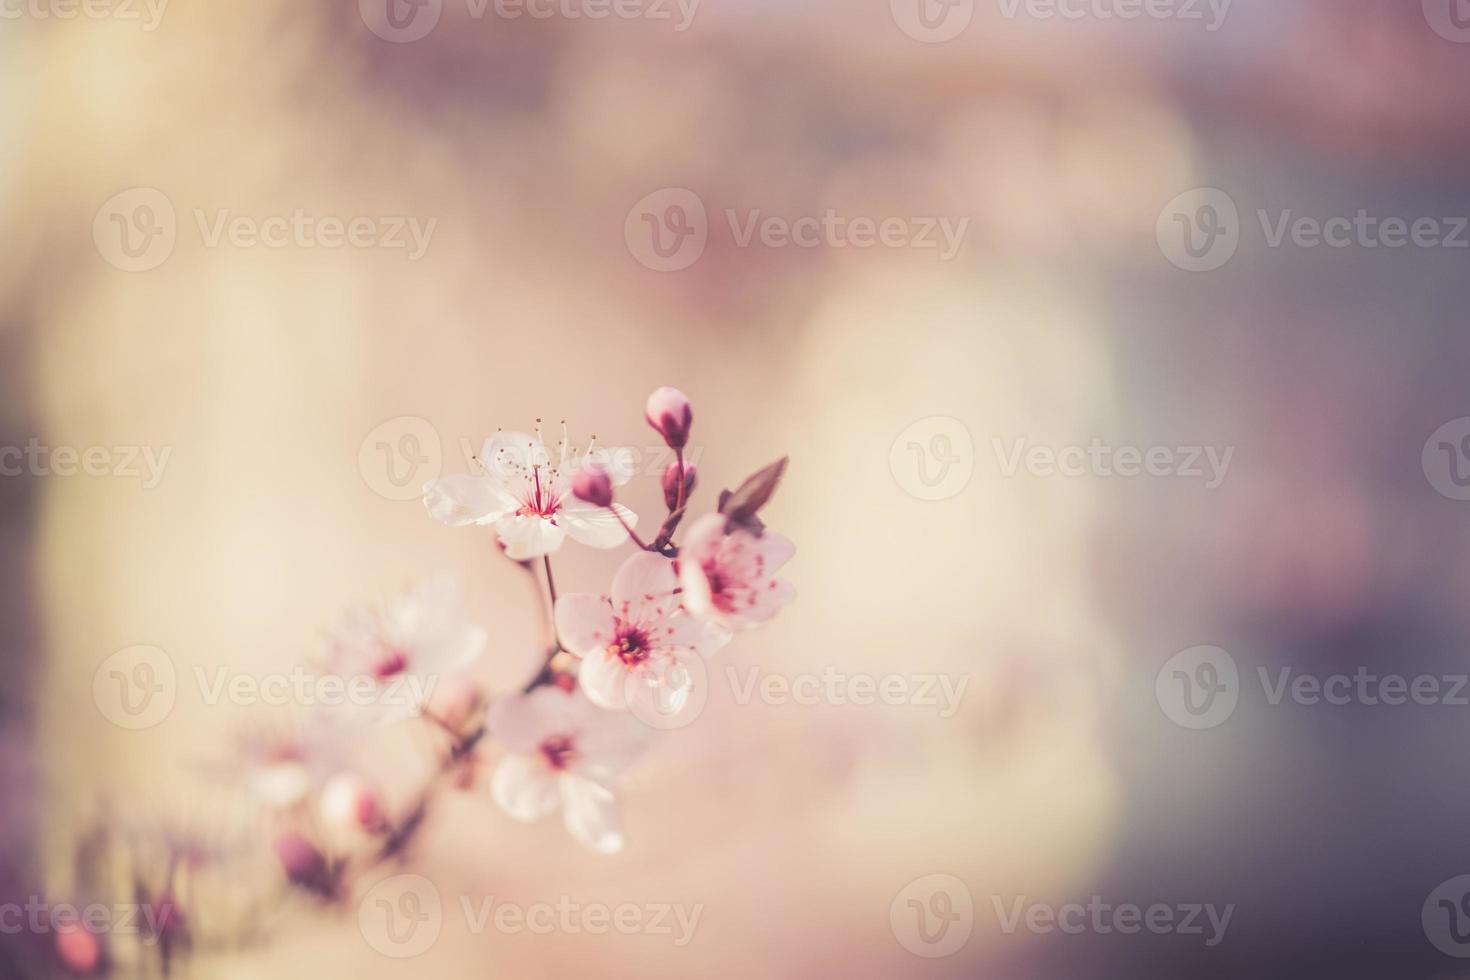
[479,432,549,481]
[559,773,624,854]
[577,649,628,710]
[492,755,560,822]
[487,686,579,753]
[559,499,638,549]
[678,551,714,620]
[423,476,517,526]
[496,514,566,560]
[555,594,616,656]
[610,551,679,619]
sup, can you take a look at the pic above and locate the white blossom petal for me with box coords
[496,514,566,560]
[491,755,560,822]
[423,476,517,526]
[559,499,637,549]
[555,594,617,656]
[559,773,624,854]
[577,650,628,710]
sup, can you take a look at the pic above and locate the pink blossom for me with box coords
[555,552,728,717]
[487,685,653,854]
[323,577,486,724]
[678,514,796,631]
[423,428,637,560]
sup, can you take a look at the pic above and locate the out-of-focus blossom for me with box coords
[486,685,653,854]
[319,773,386,835]
[323,578,486,724]
[678,514,795,631]
[54,922,101,975]
[555,552,726,716]
[424,429,637,560]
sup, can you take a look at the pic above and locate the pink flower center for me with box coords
[539,734,577,770]
[516,464,561,519]
[608,628,650,666]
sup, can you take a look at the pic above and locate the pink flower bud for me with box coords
[662,461,696,511]
[645,387,692,450]
[55,922,101,975]
[571,464,614,508]
[320,774,384,833]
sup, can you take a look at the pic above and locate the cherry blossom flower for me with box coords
[555,552,728,717]
[678,514,796,631]
[487,685,653,854]
[323,577,486,723]
[423,427,637,560]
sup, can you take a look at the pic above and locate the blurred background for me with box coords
[3,0,1470,976]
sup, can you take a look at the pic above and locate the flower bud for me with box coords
[571,464,614,508]
[645,387,692,450]
[320,774,384,833]
[662,461,696,511]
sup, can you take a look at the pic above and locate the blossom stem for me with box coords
[613,508,652,550]
[542,555,558,605]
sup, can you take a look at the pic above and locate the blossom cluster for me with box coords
[276,386,796,884]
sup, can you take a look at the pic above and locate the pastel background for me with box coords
[2,1,1468,977]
